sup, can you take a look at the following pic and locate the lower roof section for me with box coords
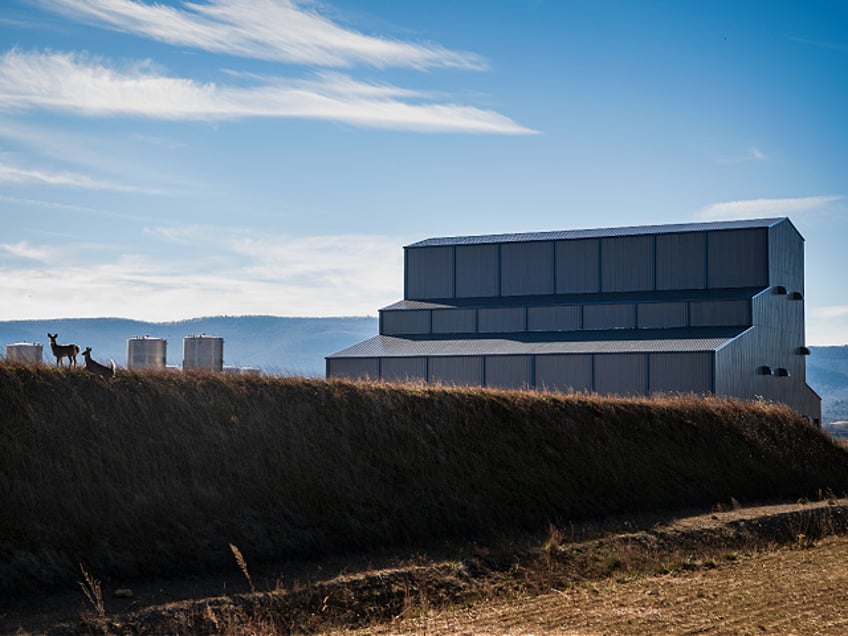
[326,327,745,359]
[382,287,765,312]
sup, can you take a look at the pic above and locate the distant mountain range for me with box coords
[0,316,378,378]
[3,316,847,423]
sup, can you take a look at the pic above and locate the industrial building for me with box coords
[326,217,821,422]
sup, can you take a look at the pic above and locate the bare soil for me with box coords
[358,535,848,635]
[3,498,847,635]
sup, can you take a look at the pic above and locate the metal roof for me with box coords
[380,287,763,312]
[327,327,745,358]
[406,217,786,249]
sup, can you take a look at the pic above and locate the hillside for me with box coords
[807,345,848,424]
[2,365,847,600]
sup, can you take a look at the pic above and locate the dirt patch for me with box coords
[3,498,846,635]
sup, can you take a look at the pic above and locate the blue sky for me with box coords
[1,1,846,344]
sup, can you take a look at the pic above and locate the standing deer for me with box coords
[81,347,116,379]
[47,333,80,367]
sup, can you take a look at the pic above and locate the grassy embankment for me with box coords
[2,363,847,596]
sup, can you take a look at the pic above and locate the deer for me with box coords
[47,333,80,367]
[81,347,116,379]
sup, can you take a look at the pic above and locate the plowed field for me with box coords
[352,535,848,635]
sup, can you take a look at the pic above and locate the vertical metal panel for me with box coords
[527,305,581,332]
[637,302,688,329]
[428,356,484,386]
[380,357,427,383]
[501,241,554,296]
[594,353,647,396]
[535,354,593,392]
[707,228,768,288]
[380,310,431,335]
[656,232,706,290]
[555,239,600,293]
[405,246,454,300]
[715,293,819,422]
[689,300,750,327]
[583,303,635,330]
[768,219,805,295]
[649,352,712,395]
[478,307,526,333]
[601,235,654,292]
[484,355,532,389]
[455,244,500,298]
[432,308,477,334]
[326,357,379,381]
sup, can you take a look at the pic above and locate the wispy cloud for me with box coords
[807,305,848,346]
[0,157,166,193]
[0,240,54,263]
[0,50,535,134]
[716,147,766,164]
[0,227,407,321]
[787,36,848,53]
[38,0,486,70]
[695,195,844,221]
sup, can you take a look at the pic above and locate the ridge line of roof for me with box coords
[405,217,787,248]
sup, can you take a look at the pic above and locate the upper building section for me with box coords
[404,217,802,301]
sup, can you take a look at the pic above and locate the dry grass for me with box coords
[354,533,848,635]
[22,500,848,635]
[1,362,847,603]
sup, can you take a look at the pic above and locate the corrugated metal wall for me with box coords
[768,219,805,298]
[478,307,526,333]
[556,239,600,293]
[656,232,706,290]
[405,246,454,300]
[501,241,554,296]
[594,353,647,395]
[637,302,688,329]
[326,358,379,380]
[601,235,655,292]
[381,310,431,335]
[583,303,635,330]
[649,352,712,394]
[527,305,581,331]
[535,354,593,392]
[455,244,499,297]
[484,355,532,389]
[707,228,768,288]
[690,299,750,327]
[429,356,483,386]
[432,308,476,334]
[380,357,427,383]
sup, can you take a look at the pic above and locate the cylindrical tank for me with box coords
[127,337,167,370]
[182,335,224,372]
[5,343,43,364]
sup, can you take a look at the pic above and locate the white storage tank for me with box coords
[5,342,43,364]
[127,337,167,370]
[182,335,224,372]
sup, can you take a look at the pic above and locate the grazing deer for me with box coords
[47,332,80,367]
[81,347,116,379]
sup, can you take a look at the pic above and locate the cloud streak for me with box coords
[0,227,406,321]
[716,147,766,164]
[38,0,486,70]
[0,158,166,193]
[695,195,844,221]
[0,50,535,134]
